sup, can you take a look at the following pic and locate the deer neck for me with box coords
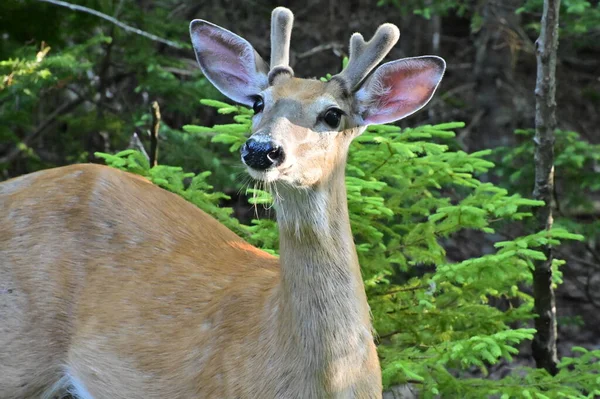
[273,164,374,374]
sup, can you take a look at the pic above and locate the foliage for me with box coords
[0,0,219,176]
[495,129,600,241]
[99,98,598,397]
[377,0,600,45]
[2,0,599,396]
[375,0,472,20]
[0,37,108,168]
[518,0,600,41]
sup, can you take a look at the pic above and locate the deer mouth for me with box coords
[245,164,294,184]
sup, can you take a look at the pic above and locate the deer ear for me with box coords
[355,56,445,126]
[190,20,269,106]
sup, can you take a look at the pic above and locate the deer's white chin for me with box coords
[246,165,306,187]
[246,167,281,183]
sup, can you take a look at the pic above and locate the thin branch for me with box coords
[297,42,344,59]
[1,71,132,165]
[162,66,196,77]
[377,329,405,340]
[36,0,184,49]
[369,142,394,174]
[531,0,560,376]
[441,82,476,99]
[556,251,599,270]
[0,97,85,164]
[150,101,161,167]
[66,85,120,114]
[371,285,429,297]
[584,242,600,266]
[113,0,126,18]
[128,132,150,162]
[584,268,600,309]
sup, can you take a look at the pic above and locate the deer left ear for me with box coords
[190,20,269,106]
[355,56,445,126]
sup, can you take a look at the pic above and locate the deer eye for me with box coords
[323,108,343,129]
[252,97,264,114]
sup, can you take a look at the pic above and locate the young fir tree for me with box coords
[0,0,221,178]
[97,98,599,398]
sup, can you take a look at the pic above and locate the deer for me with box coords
[0,7,444,399]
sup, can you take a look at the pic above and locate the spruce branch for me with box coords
[531,0,561,376]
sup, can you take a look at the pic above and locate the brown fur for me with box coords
[1,7,447,396]
[0,161,381,398]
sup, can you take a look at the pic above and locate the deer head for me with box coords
[190,7,445,189]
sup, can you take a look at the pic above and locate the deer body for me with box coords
[0,163,378,399]
[0,7,444,399]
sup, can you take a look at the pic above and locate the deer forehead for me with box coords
[269,78,350,110]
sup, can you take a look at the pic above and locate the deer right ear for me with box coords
[190,20,269,106]
[354,56,445,126]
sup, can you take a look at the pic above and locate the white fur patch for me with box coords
[200,321,212,331]
[275,188,329,238]
[42,371,95,399]
[41,374,70,399]
[68,373,95,399]
[0,173,32,195]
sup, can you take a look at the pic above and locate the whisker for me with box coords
[264,181,276,211]
[272,182,282,205]
[236,174,252,197]
[262,181,270,211]
[252,182,260,220]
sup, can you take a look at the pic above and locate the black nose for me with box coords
[241,138,285,170]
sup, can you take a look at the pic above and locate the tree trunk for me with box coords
[532,0,560,376]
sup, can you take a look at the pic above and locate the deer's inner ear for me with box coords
[190,20,269,106]
[355,56,446,126]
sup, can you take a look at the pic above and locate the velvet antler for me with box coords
[269,7,294,81]
[335,24,400,91]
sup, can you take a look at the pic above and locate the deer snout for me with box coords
[241,135,285,170]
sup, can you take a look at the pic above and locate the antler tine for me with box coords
[336,23,400,91]
[269,7,294,79]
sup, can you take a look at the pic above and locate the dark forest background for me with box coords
[1,0,599,396]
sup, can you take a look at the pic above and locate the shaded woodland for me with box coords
[1,0,599,397]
